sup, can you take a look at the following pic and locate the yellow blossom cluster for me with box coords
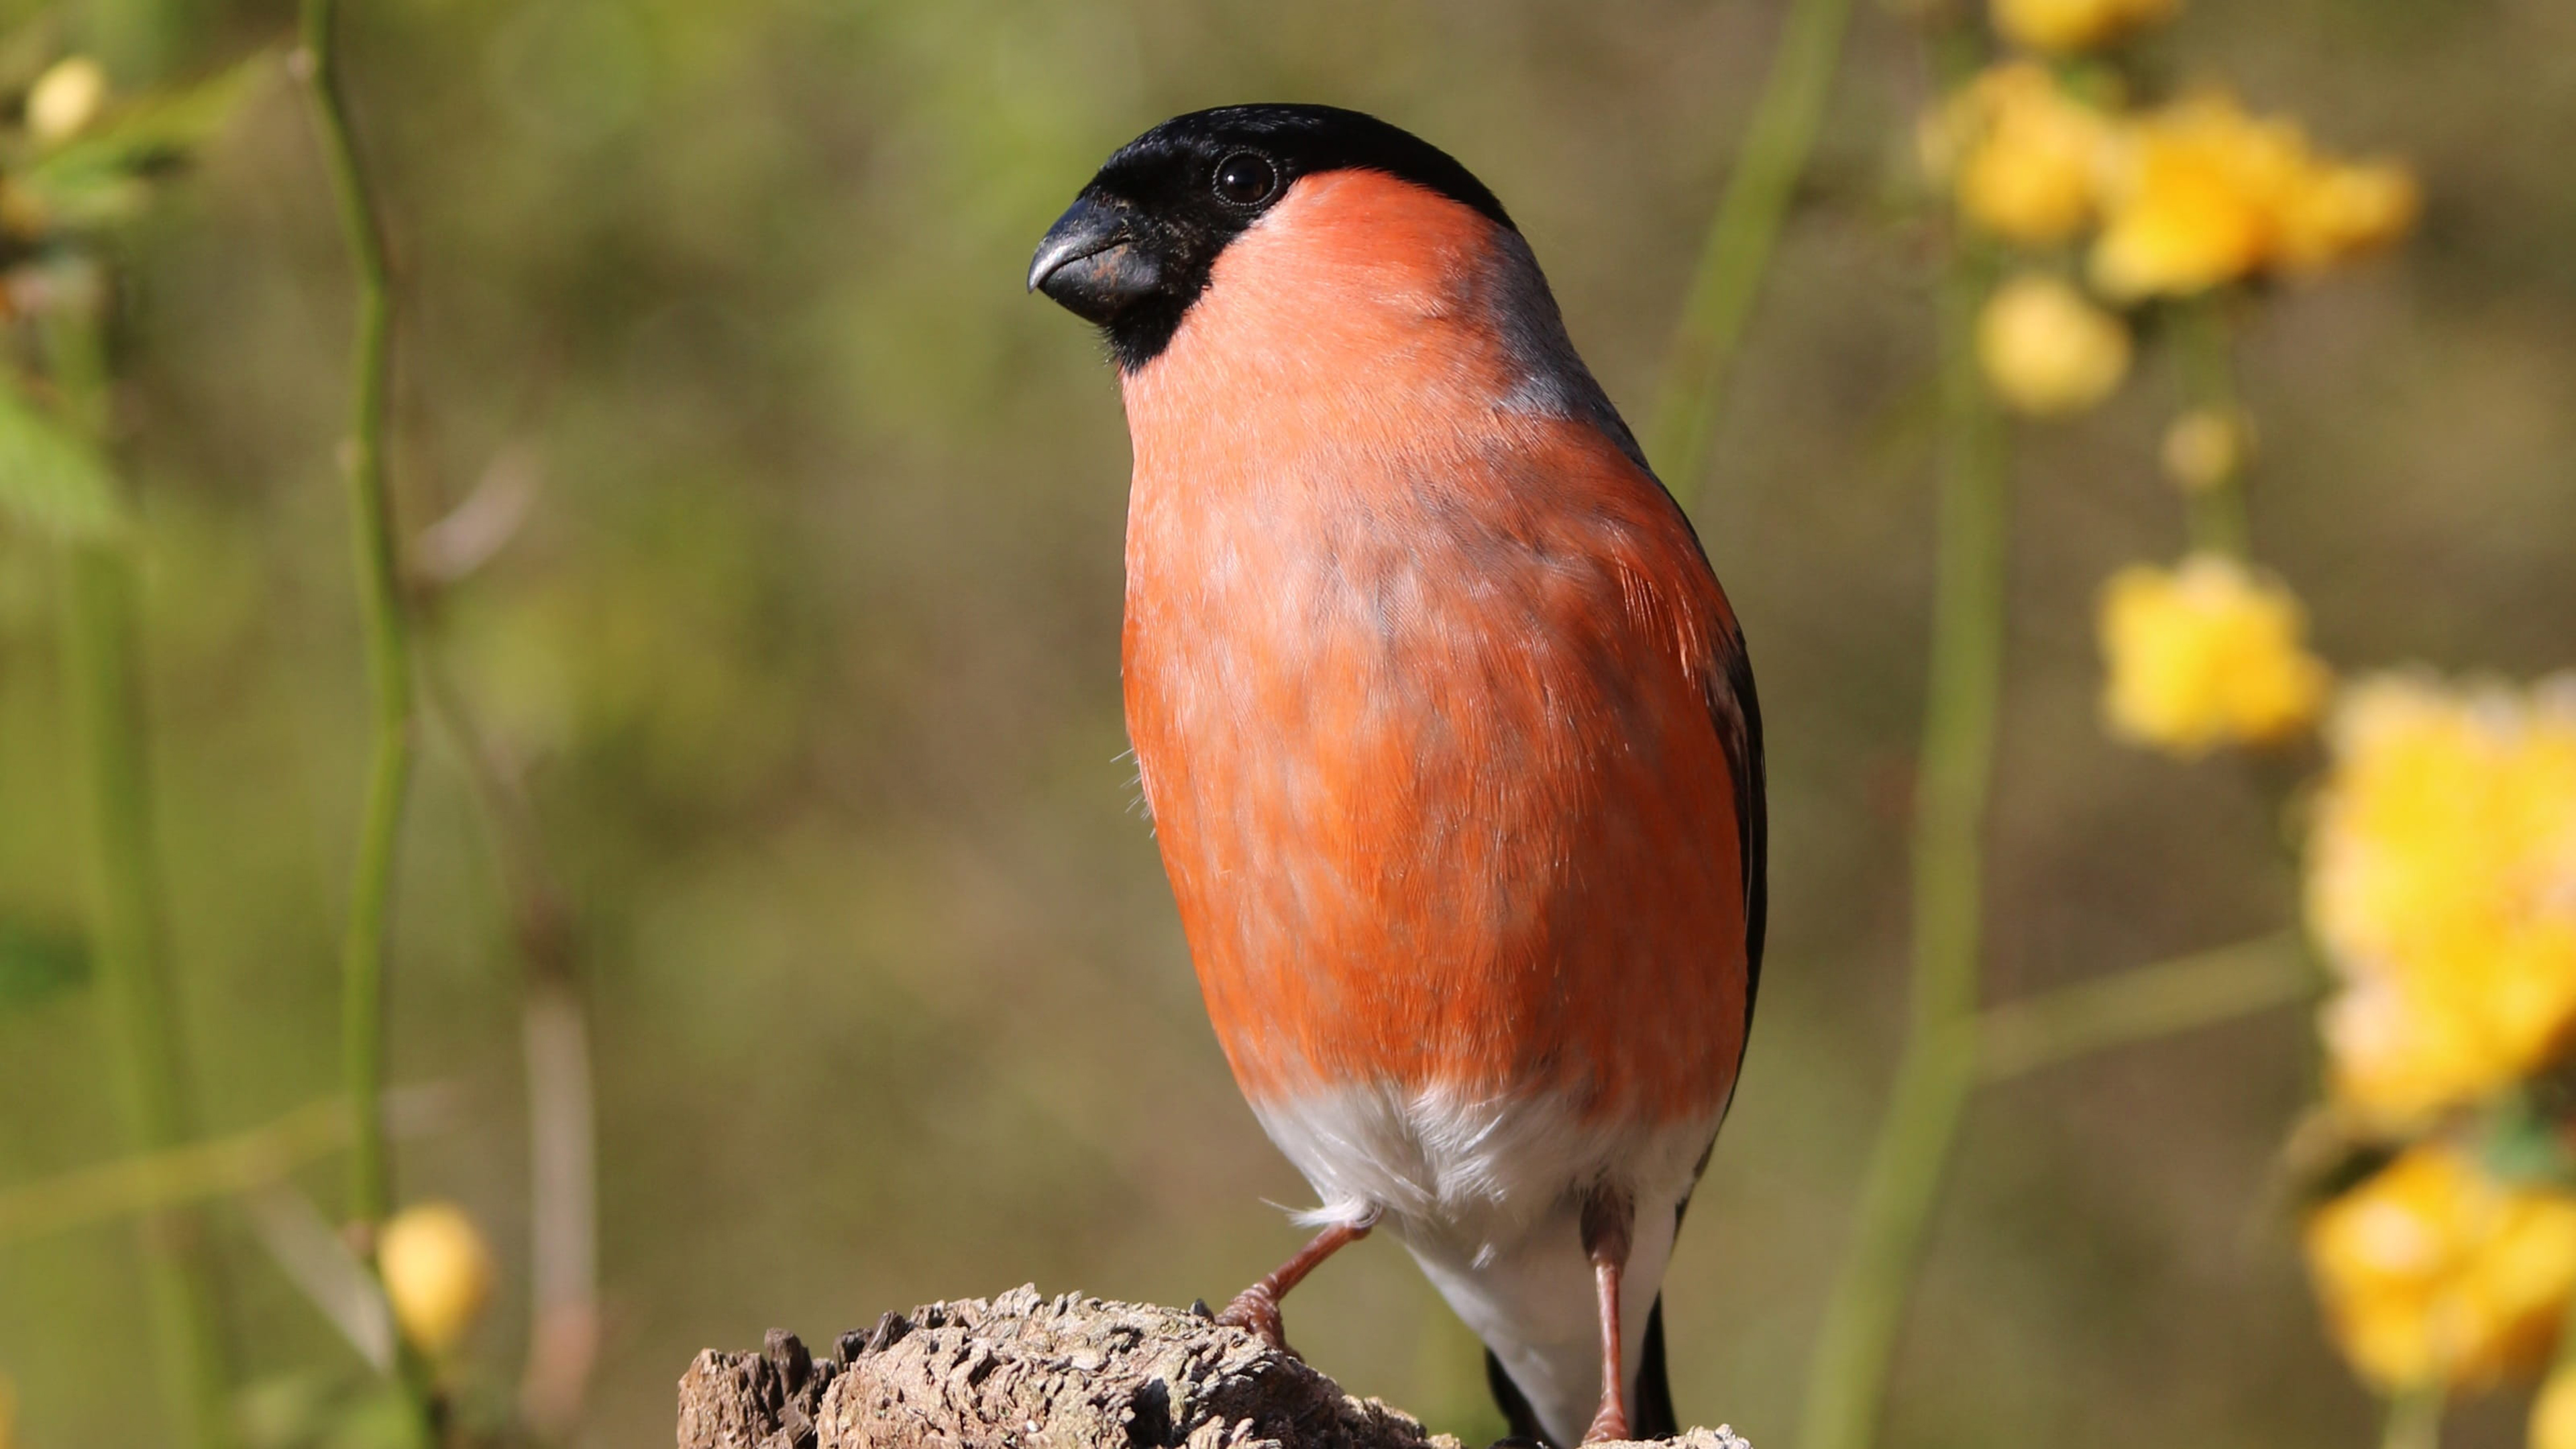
[2304,1144,2576,1392]
[1973,0,2570,1422]
[1932,62,2115,247]
[1931,62,2410,419]
[2093,94,2420,299]
[2096,553,2330,755]
[1991,0,2178,54]
[2306,676,2576,1126]
[1929,66,2418,302]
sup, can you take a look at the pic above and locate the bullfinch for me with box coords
[1028,104,1765,1448]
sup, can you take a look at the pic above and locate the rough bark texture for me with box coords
[677,1287,1752,1449]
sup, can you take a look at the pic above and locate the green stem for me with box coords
[295,0,436,1431]
[1977,933,2315,1081]
[1643,0,1860,511]
[49,292,234,1449]
[1798,246,2009,1449]
[60,547,236,1449]
[84,0,201,91]
[0,1097,355,1244]
[297,0,409,1237]
[2381,1387,2442,1449]
[2169,297,2250,557]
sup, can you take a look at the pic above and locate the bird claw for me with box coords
[1212,1285,1293,1356]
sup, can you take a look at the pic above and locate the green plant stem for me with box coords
[60,548,236,1449]
[1,1097,347,1244]
[295,0,436,1431]
[0,1090,451,1244]
[50,297,234,1449]
[1643,0,1860,510]
[1799,246,2010,1449]
[297,0,408,1237]
[2171,297,2250,557]
[85,0,201,90]
[2381,1388,2443,1449]
[1977,932,2315,1081]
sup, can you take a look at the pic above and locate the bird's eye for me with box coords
[1213,152,1279,207]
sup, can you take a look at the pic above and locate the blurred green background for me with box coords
[3,0,2573,1445]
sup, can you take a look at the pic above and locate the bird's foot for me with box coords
[1212,1283,1292,1356]
[1582,1399,1631,1444]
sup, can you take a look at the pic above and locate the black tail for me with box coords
[1483,1296,1678,1446]
[1483,1344,1545,1444]
[1636,1298,1678,1439]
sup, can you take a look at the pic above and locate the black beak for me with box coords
[1028,195,1161,324]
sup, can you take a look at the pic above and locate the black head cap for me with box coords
[1028,104,1515,370]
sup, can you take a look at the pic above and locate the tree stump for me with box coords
[677,1286,1752,1449]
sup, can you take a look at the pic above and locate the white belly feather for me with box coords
[1248,1083,1719,1446]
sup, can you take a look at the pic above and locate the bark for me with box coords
[676,1287,1752,1449]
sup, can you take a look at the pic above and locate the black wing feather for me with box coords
[1717,632,1767,1026]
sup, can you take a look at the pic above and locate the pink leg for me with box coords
[1214,1210,1380,1356]
[1581,1188,1635,1444]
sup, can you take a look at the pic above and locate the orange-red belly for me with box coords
[1121,423,1748,1127]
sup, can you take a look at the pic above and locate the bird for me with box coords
[1028,104,1764,1448]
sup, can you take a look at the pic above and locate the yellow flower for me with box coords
[2097,553,2330,755]
[1939,62,2117,244]
[1992,0,2180,54]
[2159,406,2253,493]
[2306,1145,2576,1391]
[2092,95,2305,297]
[378,1201,496,1356]
[2277,158,2421,272]
[2308,676,2576,1125]
[2092,93,2419,297]
[1977,273,2131,416]
[2536,1364,2576,1449]
[27,56,107,146]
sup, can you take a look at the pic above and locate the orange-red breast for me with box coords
[1030,105,1765,1447]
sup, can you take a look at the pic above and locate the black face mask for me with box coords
[1028,103,1515,371]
